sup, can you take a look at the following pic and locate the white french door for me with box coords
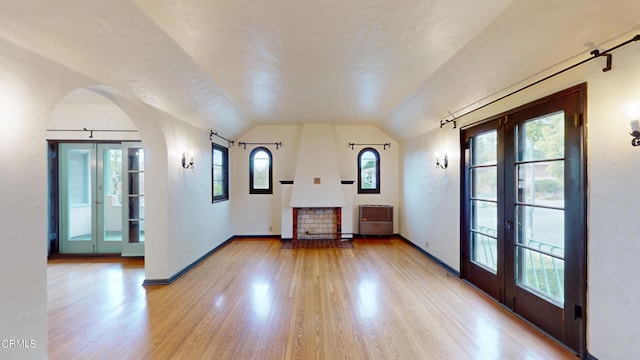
[59,143,124,254]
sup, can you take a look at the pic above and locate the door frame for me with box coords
[48,140,141,256]
[460,83,587,355]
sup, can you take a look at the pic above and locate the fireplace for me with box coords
[293,207,342,241]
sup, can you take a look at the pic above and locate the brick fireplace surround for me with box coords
[292,207,342,241]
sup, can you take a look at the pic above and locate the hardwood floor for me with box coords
[48,237,575,359]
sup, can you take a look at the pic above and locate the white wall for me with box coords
[0,38,86,360]
[48,101,140,141]
[334,125,401,234]
[165,129,235,277]
[401,129,460,269]
[400,31,640,360]
[50,91,236,281]
[232,124,400,236]
[231,125,301,235]
[0,36,238,359]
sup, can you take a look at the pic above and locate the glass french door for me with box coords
[461,84,586,355]
[59,143,123,254]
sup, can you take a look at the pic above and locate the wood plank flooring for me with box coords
[48,237,575,359]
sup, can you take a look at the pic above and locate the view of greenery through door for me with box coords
[515,112,565,304]
[463,84,586,354]
[471,113,565,304]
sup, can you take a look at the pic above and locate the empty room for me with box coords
[1,1,640,359]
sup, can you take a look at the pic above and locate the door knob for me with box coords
[505,220,513,230]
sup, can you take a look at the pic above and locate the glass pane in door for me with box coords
[515,112,565,305]
[102,148,123,242]
[470,131,498,272]
[67,149,93,241]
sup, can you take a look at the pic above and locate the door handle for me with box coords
[505,220,513,231]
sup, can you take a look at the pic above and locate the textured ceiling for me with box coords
[0,0,639,139]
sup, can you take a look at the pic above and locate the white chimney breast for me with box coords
[290,124,346,207]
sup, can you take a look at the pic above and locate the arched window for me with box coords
[358,147,380,194]
[250,147,273,194]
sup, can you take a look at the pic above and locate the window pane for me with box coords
[128,220,145,243]
[360,151,377,189]
[471,200,497,272]
[472,232,497,273]
[127,149,144,171]
[517,162,564,207]
[68,150,90,205]
[128,172,144,195]
[213,165,223,181]
[516,205,564,258]
[518,111,564,162]
[252,150,270,190]
[471,131,497,166]
[517,247,564,305]
[471,167,497,201]
[471,200,497,234]
[103,149,122,242]
[213,180,223,197]
[213,147,223,197]
[212,145,229,201]
[213,148,222,165]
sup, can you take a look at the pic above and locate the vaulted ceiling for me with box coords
[0,0,638,139]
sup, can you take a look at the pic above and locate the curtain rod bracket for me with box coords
[440,113,457,129]
[455,34,640,130]
[590,49,613,72]
[210,131,235,147]
[83,128,94,138]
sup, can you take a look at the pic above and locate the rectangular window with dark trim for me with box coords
[212,143,229,202]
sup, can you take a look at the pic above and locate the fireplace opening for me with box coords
[293,207,342,241]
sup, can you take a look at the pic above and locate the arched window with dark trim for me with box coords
[250,147,273,194]
[358,147,380,194]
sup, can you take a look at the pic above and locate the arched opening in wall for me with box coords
[47,88,145,257]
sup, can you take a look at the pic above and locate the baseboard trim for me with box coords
[397,235,460,277]
[142,236,234,286]
[235,234,280,239]
[585,353,598,360]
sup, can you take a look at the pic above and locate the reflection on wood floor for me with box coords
[48,237,574,359]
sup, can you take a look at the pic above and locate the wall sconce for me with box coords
[181,151,194,169]
[435,153,448,169]
[628,102,640,146]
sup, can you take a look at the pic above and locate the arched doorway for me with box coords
[47,88,145,256]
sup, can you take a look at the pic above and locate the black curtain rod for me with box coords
[237,141,282,149]
[47,128,138,138]
[440,34,640,130]
[210,131,235,147]
[348,142,391,150]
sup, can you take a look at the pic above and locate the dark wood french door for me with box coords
[461,84,587,355]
